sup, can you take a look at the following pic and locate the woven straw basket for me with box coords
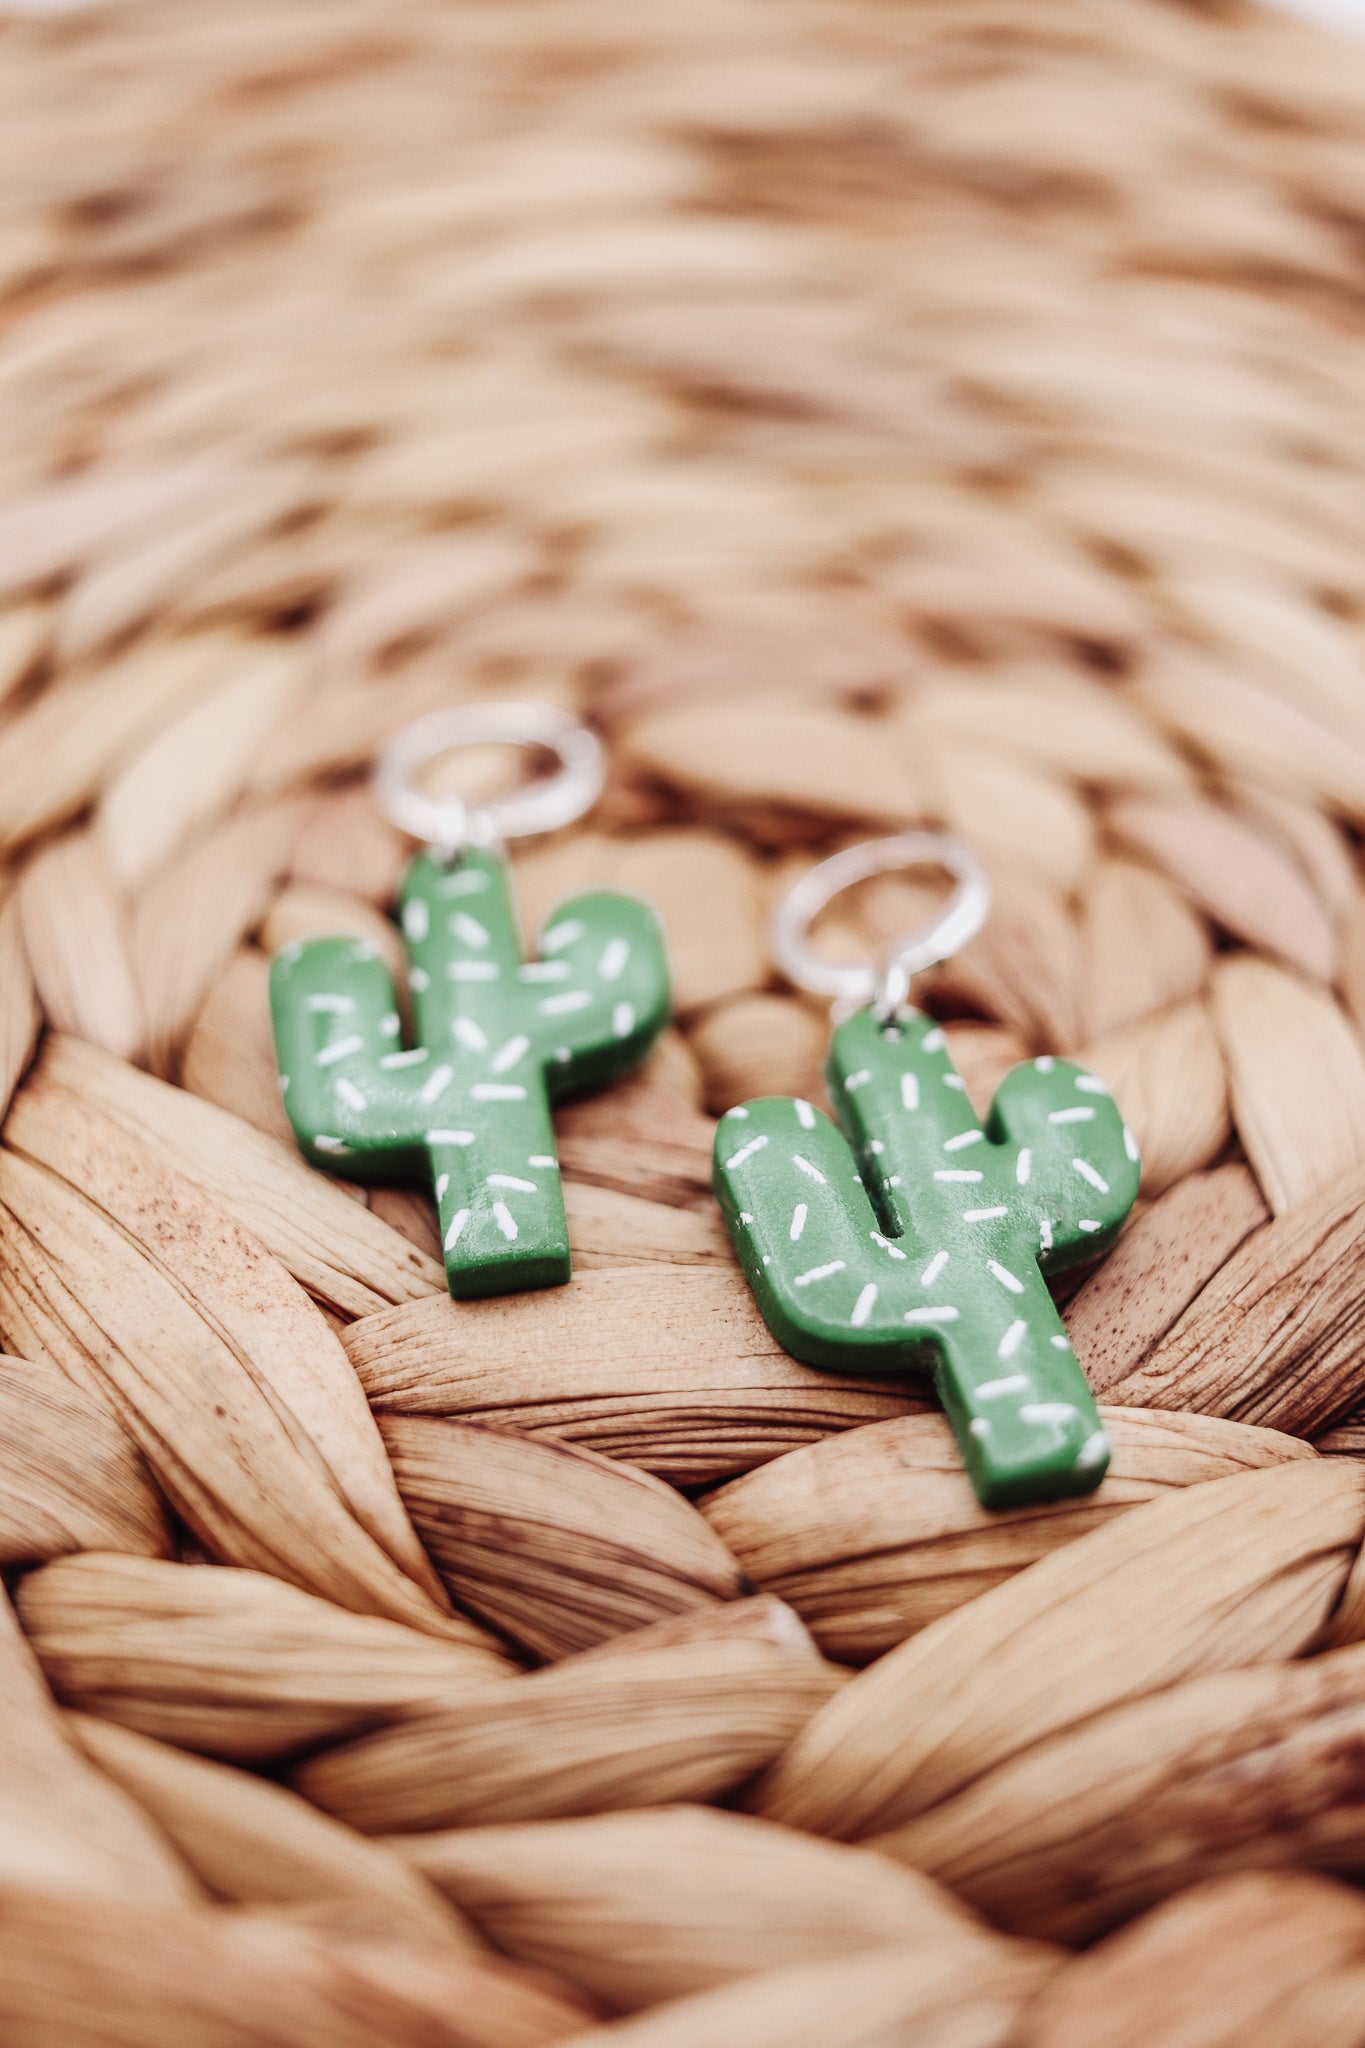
[5,0,1365,2040]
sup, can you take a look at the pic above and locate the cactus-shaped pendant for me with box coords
[272,848,669,1297]
[269,703,670,1300]
[715,833,1140,1508]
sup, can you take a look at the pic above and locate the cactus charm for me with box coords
[271,846,669,1298]
[712,1007,1140,1507]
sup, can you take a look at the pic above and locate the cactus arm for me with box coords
[824,1007,986,1238]
[268,938,429,1178]
[985,1056,1141,1274]
[524,892,671,1098]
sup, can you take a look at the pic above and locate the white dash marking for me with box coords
[450,913,489,948]
[726,1106,750,1120]
[444,867,489,896]
[964,1206,1009,1222]
[305,993,354,1014]
[1075,1430,1109,1469]
[1035,1055,1055,1072]
[491,1034,530,1075]
[612,1001,635,1038]
[409,967,430,992]
[443,1208,470,1250]
[1075,1075,1110,1095]
[900,1073,919,1111]
[871,1232,908,1261]
[1016,1147,1032,1185]
[599,937,630,981]
[529,1155,558,1170]
[539,989,591,1016]
[435,1174,449,1200]
[1073,1158,1110,1192]
[792,1154,827,1185]
[795,1099,816,1129]
[315,1035,363,1067]
[921,1027,946,1052]
[453,1017,488,1052]
[335,1079,366,1111]
[845,1068,872,1090]
[1079,1218,1103,1233]
[739,1211,753,1224]
[851,1283,878,1327]
[1051,1333,1073,1351]
[448,960,499,982]
[313,1135,349,1155]
[997,1318,1028,1359]
[868,1139,884,1156]
[1040,1218,1054,1251]
[942,1073,966,1090]
[970,1418,990,1439]
[488,1174,536,1192]
[427,1129,475,1146]
[492,1202,518,1242]
[1049,1106,1096,1124]
[520,960,571,982]
[380,1012,400,1038]
[726,1135,769,1169]
[419,1062,454,1104]
[977,1372,1029,1398]
[1123,1125,1139,1162]
[789,1203,808,1242]
[794,1260,845,1286]
[380,1048,428,1069]
[402,900,429,942]
[1021,1402,1079,1427]
[905,1305,960,1324]
[944,1130,985,1152]
[348,942,377,963]
[935,1169,983,1183]
[988,1259,1025,1294]
[921,1249,949,1286]
[542,918,585,955]
[471,1082,527,1102]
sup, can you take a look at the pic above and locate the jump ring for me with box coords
[373,701,605,857]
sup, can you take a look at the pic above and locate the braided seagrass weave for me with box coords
[5,0,1365,2040]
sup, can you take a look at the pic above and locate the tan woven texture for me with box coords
[5,0,1365,2040]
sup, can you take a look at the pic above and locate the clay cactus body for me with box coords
[271,848,669,1297]
[712,1008,1140,1506]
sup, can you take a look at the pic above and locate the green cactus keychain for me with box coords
[712,834,1140,1508]
[270,703,670,1298]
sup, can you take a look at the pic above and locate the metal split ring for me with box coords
[770,831,991,1021]
[374,701,605,856]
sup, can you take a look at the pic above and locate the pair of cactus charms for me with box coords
[271,851,1139,1506]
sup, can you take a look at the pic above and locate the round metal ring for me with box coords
[373,701,606,855]
[770,831,991,1019]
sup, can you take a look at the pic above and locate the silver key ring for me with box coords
[771,831,991,1022]
[374,701,605,857]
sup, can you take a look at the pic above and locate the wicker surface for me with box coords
[5,0,1365,2040]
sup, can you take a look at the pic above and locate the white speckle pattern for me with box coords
[427,1128,476,1146]
[920,1249,949,1286]
[539,989,591,1015]
[453,1017,488,1052]
[794,1260,845,1286]
[900,1074,919,1111]
[851,1283,878,1327]
[613,1001,636,1038]
[315,1035,363,1067]
[599,937,630,981]
[471,1082,527,1101]
[488,1174,537,1192]
[988,1259,1025,1294]
[443,1208,470,1250]
[542,918,585,955]
[935,1169,983,1183]
[491,1034,530,1074]
[997,1318,1028,1359]
[335,1078,367,1112]
[964,1205,1008,1222]
[402,900,429,941]
[792,1154,827,1185]
[1049,1106,1096,1124]
[789,1203,808,1242]
[1072,1157,1110,1192]
[795,1099,816,1129]
[727,1135,769,1169]
[493,1202,519,1242]
[943,1130,984,1152]
[419,1062,454,1103]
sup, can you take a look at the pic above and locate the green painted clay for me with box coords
[270,848,669,1298]
[712,1008,1140,1507]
